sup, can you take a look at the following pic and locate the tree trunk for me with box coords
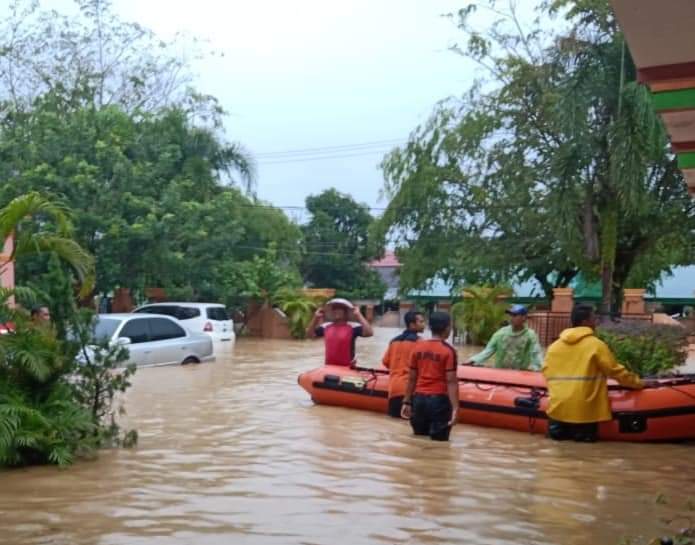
[534,273,553,300]
[599,206,618,316]
[583,192,599,261]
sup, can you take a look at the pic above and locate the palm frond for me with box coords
[220,142,257,194]
[14,235,95,296]
[0,192,73,241]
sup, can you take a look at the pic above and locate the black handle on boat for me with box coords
[352,365,388,374]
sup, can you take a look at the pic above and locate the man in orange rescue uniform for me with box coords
[401,312,459,441]
[306,298,373,366]
[542,304,644,442]
[381,310,426,418]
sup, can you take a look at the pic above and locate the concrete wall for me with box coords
[246,303,292,339]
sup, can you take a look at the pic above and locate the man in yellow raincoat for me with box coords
[542,304,644,442]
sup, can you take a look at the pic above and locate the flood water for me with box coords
[1,328,694,545]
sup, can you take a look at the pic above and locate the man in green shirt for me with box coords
[462,305,542,370]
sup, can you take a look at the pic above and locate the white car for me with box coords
[93,314,215,367]
[133,302,235,342]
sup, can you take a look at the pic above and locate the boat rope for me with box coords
[666,385,695,402]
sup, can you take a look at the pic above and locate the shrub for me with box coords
[597,320,689,377]
[273,288,325,339]
[0,288,95,466]
[0,286,135,467]
[69,310,137,448]
[452,286,512,345]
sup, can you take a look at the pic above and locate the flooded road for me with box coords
[1,328,693,545]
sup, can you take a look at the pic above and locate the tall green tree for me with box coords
[0,0,308,306]
[301,189,385,299]
[0,100,268,298]
[376,0,695,310]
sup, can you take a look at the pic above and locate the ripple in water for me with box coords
[1,329,693,545]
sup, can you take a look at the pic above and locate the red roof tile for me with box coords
[369,251,401,268]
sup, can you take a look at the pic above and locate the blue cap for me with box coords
[506,304,528,316]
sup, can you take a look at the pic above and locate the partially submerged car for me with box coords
[92,313,214,368]
[134,303,235,343]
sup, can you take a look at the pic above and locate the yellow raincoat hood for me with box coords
[558,327,594,345]
[542,327,643,424]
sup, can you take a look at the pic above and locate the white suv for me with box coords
[134,303,235,343]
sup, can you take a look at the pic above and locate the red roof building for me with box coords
[368,251,401,299]
[369,251,401,269]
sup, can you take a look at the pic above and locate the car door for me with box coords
[147,317,189,365]
[118,317,154,366]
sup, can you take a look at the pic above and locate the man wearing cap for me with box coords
[306,298,374,366]
[462,304,542,370]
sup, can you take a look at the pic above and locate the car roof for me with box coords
[98,313,176,320]
[135,302,225,308]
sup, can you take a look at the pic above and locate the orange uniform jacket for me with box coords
[382,330,419,398]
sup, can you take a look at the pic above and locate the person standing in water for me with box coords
[381,310,426,418]
[462,304,542,370]
[542,304,644,442]
[306,298,373,366]
[401,312,459,441]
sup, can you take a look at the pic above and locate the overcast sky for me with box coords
[49,0,478,215]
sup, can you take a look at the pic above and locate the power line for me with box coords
[217,201,538,213]
[257,148,395,165]
[254,138,405,158]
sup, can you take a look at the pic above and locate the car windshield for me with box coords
[93,318,121,341]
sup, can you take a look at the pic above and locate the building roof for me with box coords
[369,251,401,268]
[611,0,695,196]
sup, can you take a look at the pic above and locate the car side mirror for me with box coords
[117,336,132,346]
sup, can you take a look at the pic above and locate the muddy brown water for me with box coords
[1,328,694,545]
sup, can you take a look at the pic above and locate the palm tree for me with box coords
[452,286,511,345]
[0,192,95,296]
[273,288,325,339]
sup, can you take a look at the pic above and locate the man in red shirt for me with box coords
[306,298,373,366]
[401,312,459,441]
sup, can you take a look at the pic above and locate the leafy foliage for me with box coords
[0,379,95,467]
[0,0,304,306]
[0,289,135,467]
[70,310,136,448]
[0,192,94,296]
[1,95,300,304]
[376,0,695,307]
[301,189,386,299]
[451,285,511,344]
[0,284,94,466]
[597,321,689,377]
[231,245,302,305]
[0,200,135,467]
[273,288,326,339]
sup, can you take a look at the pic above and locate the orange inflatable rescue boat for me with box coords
[298,365,695,442]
